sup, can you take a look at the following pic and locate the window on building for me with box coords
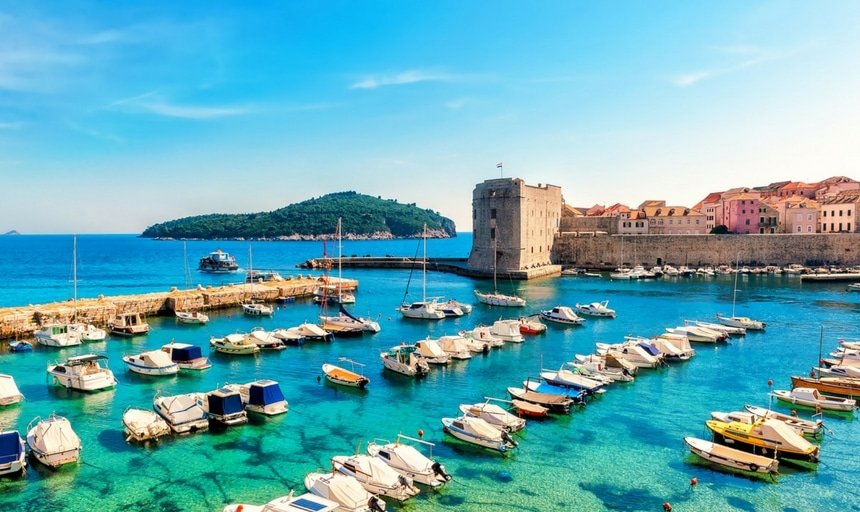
[796,226,801,232]
[531,247,533,253]
[849,223,853,231]
[808,226,813,232]
[490,208,496,219]
[807,214,813,221]
[823,211,827,217]
[839,223,843,231]
[745,219,750,225]
[839,210,843,216]
[490,228,495,239]
[831,223,835,231]
[849,210,853,216]
[473,209,477,220]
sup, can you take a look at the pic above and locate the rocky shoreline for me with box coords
[149,229,454,241]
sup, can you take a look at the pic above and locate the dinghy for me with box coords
[122,408,170,442]
[323,359,370,389]
[366,435,451,488]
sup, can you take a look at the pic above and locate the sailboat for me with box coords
[241,245,273,316]
[399,225,445,319]
[717,255,765,330]
[474,235,526,307]
[38,235,105,346]
[175,241,209,324]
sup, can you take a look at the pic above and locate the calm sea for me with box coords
[0,234,858,511]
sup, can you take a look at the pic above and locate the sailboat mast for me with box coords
[732,253,740,317]
[338,217,343,290]
[73,235,77,322]
[817,325,824,381]
[422,223,427,302]
[493,235,498,293]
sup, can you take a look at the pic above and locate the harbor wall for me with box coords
[551,233,860,269]
[0,275,341,340]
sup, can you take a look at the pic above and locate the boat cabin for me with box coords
[247,380,286,410]
[207,388,247,425]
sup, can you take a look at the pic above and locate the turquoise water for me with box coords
[0,236,859,511]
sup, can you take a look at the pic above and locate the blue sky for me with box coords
[1,1,859,233]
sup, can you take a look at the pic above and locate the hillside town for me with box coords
[562,175,860,235]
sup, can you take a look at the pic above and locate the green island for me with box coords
[140,191,457,240]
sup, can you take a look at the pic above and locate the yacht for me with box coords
[198,249,239,273]
[304,472,386,512]
[380,345,430,377]
[332,454,419,501]
[47,354,117,392]
[242,302,274,316]
[398,300,446,320]
[575,301,616,318]
[122,408,171,442]
[441,415,517,453]
[716,313,765,331]
[204,387,248,426]
[26,415,81,467]
[123,349,180,376]
[0,374,24,406]
[474,290,526,307]
[34,324,81,348]
[108,312,150,337]
[210,333,261,355]
[0,430,25,476]
[161,342,212,370]
[153,392,209,434]
[366,435,451,488]
[540,306,585,326]
[320,305,381,333]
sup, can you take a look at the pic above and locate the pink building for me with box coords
[721,192,761,234]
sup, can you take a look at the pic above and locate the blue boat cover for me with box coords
[0,431,22,465]
[208,391,244,416]
[249,382,285,406]
[172,345,202,362]
[637,343,661,356]
[338,304,361,323]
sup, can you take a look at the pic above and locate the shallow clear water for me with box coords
[0,235,858,512]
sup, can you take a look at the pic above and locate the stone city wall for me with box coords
[552,233,860,269]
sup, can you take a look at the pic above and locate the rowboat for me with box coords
[507,383,575,414]
[510,399,548,418]
[322,359,369,389]
[790,375,860,398]
[684,437,778,475]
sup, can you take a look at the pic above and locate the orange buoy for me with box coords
[418,429,424,438]
[237,506,244,512]
[690,477,698,487]
[767,379,773,387]
[663,503,672,512]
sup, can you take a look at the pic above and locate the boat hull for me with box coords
[685,437,778,475]
[791,376,860,398]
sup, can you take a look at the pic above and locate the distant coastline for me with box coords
[149,228,454,242]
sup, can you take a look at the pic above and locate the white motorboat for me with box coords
[656,333,697,358]
[304,471,386,512]
[540,306,585,326]
[716,313,765,331]
[540,364,605,394]
[123,349,180,376]
[692,320,746,336]
[665,325,724,343]
[161,342,211,370]
[441,415,517,453]
[398,300,446,320]
[153,392,209,434]
[108,312,150,337]
[459,327,504,348]
[175,310,209,324]
[684,437,778,475]
[322,359,370,389]
[288,323,333,342]
[596,342,661,369]
[772,388,856,412]
[848,283,860,291]
[122,408,171,442]
[0,430,26,476]
[458,399,526,432]
[210,333,261,355]
[609,270,632,280]
[380,345,430,377]
[366,435,451,488]
[626,336,693,361]
[47,354,117,392]
[489,319,525,342]
[575,301,616,318]
[443,334,488,354]
[435,299,466,317]
[248,328,285,350]
[273,328,306,346]
[415,339,451,364]
[68,323,107,342]
[817,364,860,379]
[436,336,472,360]
[26,415,81,468]
[242,302,274,316]
[321,305,381,333]
[840,339,860,350]
[0,374,24,406]
[198,249,239,273]
[743,405,824,437]
[570,358,634,383]
[474,290,526,307]
[204,387,248,426]
[332,454,419,501]
[576,352,639,376]
[226,379,289,415]
[223,491,339,512]
[34,324,81,348]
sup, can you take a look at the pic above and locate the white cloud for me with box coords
[670,70,715,87]
[350,70,452,90]
[109,91,253,120]
[0,121,23,130]
[669,44,790,88]
[445,98,470,110]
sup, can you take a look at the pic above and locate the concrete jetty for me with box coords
[0,274,357,340]
[799,273,860,282]
[298,256,561,280]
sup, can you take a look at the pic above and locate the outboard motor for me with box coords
[501,430,518,447]
[431,461,452,482]
[368,496,385,512]
[398,474,417,494]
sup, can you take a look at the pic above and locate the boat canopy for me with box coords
[760,419,814,453]
[0,431,23,466]
[208,389,244,416]
[325,474,369,509]
[171,345,203,362]
[31,417,80,454]
[637,343,661,356]
[249,381,285,406]
[0,375,22,402]
[65,354,108,366]
[159,394,205,423]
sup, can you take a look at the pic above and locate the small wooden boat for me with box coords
[510,399,548,418]
[441,416,517,453]
[322,359,369,388]
[743,405,823,437]
[108,312,150,337]
[507,383,575,414]
[772,388,856,412]
[705,418,819,463]
[175,310,209,324]
[122,408,170,442]
[685,437,778,475]
[518,315,546,334]
[8,341,32,352]
[790,375,860,398]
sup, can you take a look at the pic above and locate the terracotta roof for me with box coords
[723,192,761,201]
[822,191,860,205]
[779,181,816,191]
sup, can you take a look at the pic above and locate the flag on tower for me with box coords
[496,162,503,168]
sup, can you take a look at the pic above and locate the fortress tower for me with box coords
[468,178,562,277]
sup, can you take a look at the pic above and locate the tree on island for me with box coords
[710,225,729,234]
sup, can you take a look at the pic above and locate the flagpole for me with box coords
[497,162,503,178]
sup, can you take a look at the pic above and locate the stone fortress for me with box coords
[466,178,860,278]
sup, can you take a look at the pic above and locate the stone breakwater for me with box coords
[0,275,357,339]
[552,233,860,269]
